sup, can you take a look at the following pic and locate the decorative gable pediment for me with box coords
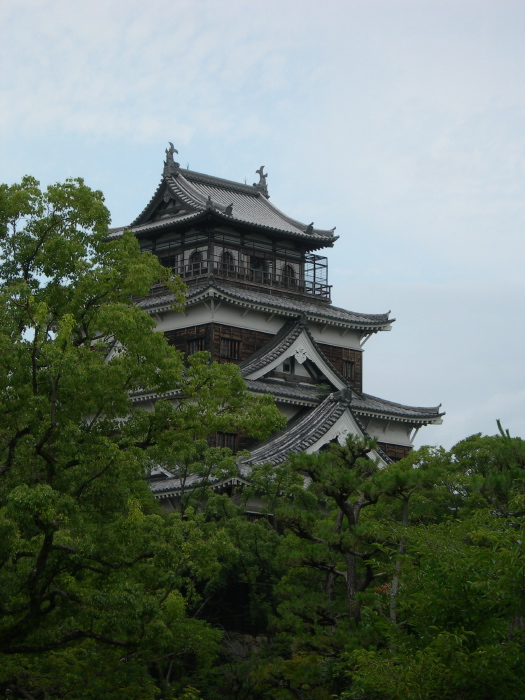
[129,178,203,228]
[240,319,347,392]
[239,390,388,469]
[149,190,189,221]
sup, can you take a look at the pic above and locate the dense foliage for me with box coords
[0,176,284,698]
[1,176,524,699]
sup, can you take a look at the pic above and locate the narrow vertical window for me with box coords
[220,338,241,360]
[343,360,355,381]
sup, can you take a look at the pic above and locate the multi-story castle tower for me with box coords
[109,145,443,505]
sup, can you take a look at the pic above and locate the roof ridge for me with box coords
[183,168,260,195]
[239,316,306,376]
[241,393,350,467]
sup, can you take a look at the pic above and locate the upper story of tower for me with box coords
[109,144,338,302]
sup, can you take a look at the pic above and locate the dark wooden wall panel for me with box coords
[212,324,274,364]
[378,442,412,462]
[164,324,214,357]
[317,343,363,392]
[164,323,274,364]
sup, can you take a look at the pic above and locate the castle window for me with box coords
[220,338,240,360]
[283,264,296,288]
[214,432,237,451]
[189,250,204,275]
[220,250,235,274]
[343,360,355,381]
[187,337,206,355]
[282,356,295,374]
[250,256,269,283]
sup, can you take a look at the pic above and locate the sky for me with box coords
[1,0,524,449]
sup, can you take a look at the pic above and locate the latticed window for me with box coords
[189,250,204,274]
[220,250,235,274]
[215,432,237,451]
[283,264,296,288]
[220,338,240,359]
[187,337,206,355]
[343,360,355,380]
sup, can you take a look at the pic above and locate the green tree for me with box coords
[339,431,525,700]
[0,176,284,698]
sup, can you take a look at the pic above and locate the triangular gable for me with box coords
[240,391,387,469]
[129,175,208,228]
[240,320,347,391]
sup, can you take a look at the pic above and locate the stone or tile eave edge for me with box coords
[204,284,392,330]
[210,209,337,242]
[240,395,349,467]
[129,177,166,228]
[353,408,444,425]
[254,194,335,238]
[120,206,336,244]
[245,381,321,408]
[239,317,306,376]
[137,286,393,331]
[152,475,251,500]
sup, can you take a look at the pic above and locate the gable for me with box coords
[241,325,347,391]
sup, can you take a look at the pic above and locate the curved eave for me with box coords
[129,178,166,227]
[207,291,392,332]
[120,210,336,248]
[151,475,251,500]
[353,407,445,425]
[137,285,393,332]
[245,379,321,408]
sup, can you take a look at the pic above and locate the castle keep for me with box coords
[109,145,443,505]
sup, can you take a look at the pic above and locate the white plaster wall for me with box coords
[153,302,286,335]
[276,403,304,421]
[363,418,413,446]
[308,324,364,350]
[305,409,388,466]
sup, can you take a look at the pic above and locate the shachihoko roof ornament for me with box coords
[163,142,179,177]
[253,165,269,198]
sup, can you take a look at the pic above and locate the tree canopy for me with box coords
[0,176,284,698]
[1,175,524,699]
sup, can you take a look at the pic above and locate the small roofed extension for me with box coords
[110,144,443,507]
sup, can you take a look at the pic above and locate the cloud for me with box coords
[2,0,524,447]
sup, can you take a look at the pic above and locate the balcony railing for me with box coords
[156,253,331,300]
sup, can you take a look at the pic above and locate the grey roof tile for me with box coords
[245,378,324,404]
[136,280,391,329]
[352,393,444,422]
[240,392,352,467]
[239,317,306,375]
[111,168,337,243]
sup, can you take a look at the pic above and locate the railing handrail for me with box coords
[156,254,331,300]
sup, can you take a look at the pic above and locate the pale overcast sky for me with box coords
[2,0,524,449]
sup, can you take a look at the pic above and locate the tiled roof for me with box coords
[240,391,353,467]
[111,166,337,244]
[239,317,306,376]
[245,378,324,405]
[209,281,392,327]
[136,280,392,330]
[149,472,250,498]
[352,393,444,423]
